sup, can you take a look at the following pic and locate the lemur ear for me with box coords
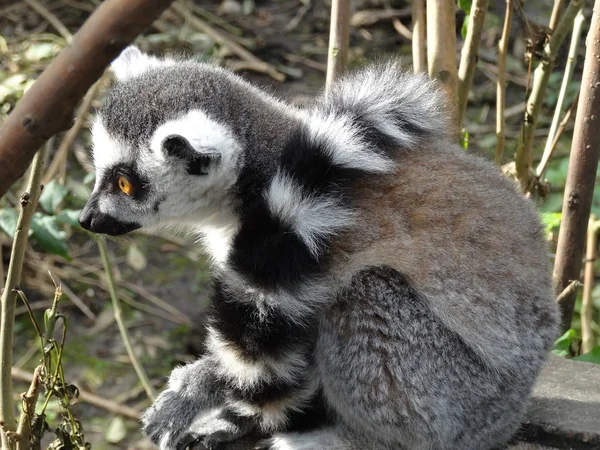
[162,135,222,176]
[111,46,170,81]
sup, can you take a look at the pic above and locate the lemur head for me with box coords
[79,46,292,236]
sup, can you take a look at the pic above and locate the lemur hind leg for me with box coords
[317,266,527,450]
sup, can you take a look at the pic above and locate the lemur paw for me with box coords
[142,388,205,450]
[174,407,255,450]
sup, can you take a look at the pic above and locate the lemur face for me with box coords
[79,48,242,236]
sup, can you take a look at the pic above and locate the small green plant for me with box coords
[15,285,91,450]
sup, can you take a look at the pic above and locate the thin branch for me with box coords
[457,0,489,128]
[514,0,584,191]
[581,219,599,354]
[24,0,72,42]
[556,279,582,304]
[284,2,312,32]
[96,238,156,400]
[350,7,411,27]
[550,0,567,30]
[0,0,175,199]
[14,366,42,450]
[326,0,351,90]
[11,367,141,420]
[171,1,285,82]
[411,0,426,72]
[495,0,514,163]
[43,73,108,184]
[427,0,458,133]
[553,0,600,332]
[392,18,412,41]
[0,150,45,445]
[536,93,579,178]
[540,9,586,175]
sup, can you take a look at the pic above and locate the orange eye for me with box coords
[118,176,134,196]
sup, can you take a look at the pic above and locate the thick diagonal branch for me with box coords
[0,0,175,199]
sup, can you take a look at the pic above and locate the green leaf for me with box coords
[0,208,19,239]
[458,0,471,12]
[55,209,82,228]
[573,347,600,365]
[462,130,469,150]
[540,212,561,235]
[552,329,578,357]
[30,213,70,259]
[39,180,68,214]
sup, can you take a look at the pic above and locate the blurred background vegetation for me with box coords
[1,0,599,448]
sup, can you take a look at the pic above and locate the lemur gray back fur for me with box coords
[81,47,559,450]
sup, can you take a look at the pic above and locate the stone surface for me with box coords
[517,355,600,449]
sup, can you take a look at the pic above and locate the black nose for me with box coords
[78,208,140,236]
[78,207,94,231]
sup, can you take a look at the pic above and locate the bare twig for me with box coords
[550,0,567,30]
[392,18,412,40]
[495,0,514,163]
[540,9,586,176]
[97,238,156,400]
[188,3,244,36]
[0,0,175,199]
[411,0,426,72]
[326,0,351,90]
[24,0,72,41]
[43,73,108,184]
[53,277,96,321]
[537,94,579,178]
[427,0,458,132]
[514,0,584,191]
[14,366,42,450]
[457,0,489,128]
[556,279,582,304]
[581,219,599,354]
[0,244,4,287]
[0,150,45,447]
[285,2,312,32]
[11,367,141,420]
[350,7,411,27]
[171,1,284,81]
[553,0,600,332]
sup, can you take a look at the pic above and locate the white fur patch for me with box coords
[91,117,128,174]
[321,62,450,150]
[306,113,395,174]
[111,46,176,81]
[206,327,268,387]
[266,171,355,257]
[227,377,320,432]
[149,109,240,165]
[198,223,237,268]
[188,406,238,436]
[206,326,310,389]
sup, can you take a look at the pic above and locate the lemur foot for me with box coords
[174,407,255,450]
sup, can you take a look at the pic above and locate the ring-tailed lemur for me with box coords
[79,47,558,450]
